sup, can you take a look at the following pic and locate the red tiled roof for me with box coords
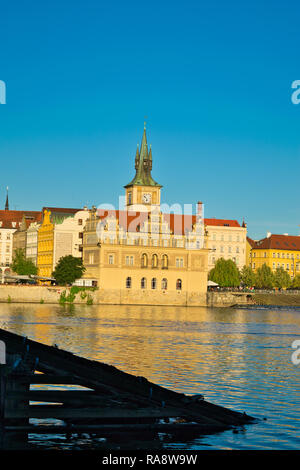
[254,234,300,251]
[247,236,257,248]
[204,218,241,227]
[0,210,42,229]
[96,209,241,235]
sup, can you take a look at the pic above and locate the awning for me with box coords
[208,280,219,286]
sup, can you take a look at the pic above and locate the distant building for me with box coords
[249,232,300,278]
[26,222,41,266]
[0,210,42,267]
[246,236,257,268]
[205,218,247,271]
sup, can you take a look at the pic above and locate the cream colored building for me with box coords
[205,218,247,271]
[81,126,210,305]
[0,210,41,267]
[26,222,41,265]
[52,209,90,269]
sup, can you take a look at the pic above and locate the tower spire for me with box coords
[5,186,9,210]
[124,125,161,188]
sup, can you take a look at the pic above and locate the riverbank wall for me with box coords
[0,285,257,307]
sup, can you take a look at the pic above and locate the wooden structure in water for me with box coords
[0,327,254,448]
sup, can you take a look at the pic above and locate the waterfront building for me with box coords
[0,210,42,269]
[249,232,300,278]
[205,218,247,271]
[81,126,210,305]
[246,236,257,267]
[26,222,41,266]
[37,207,89,279]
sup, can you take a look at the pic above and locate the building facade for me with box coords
[37,207,89,279]
[248,233,300,278]
[205,219,247,271]
[26,222,41,265]
[0,210,42,267]
[81,126,210,305]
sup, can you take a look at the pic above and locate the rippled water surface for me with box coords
[0,303,299,450]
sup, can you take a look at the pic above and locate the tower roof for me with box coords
[125,125,162,188]
[5,187,9,210]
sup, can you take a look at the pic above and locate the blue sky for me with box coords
[0,0,299,239]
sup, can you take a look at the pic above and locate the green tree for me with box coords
[240,265,256,287]
[208,258,240,287]
[273,266,291,289]
[52,255,86,286]
[254,263,274,289]
[292,274,300,289]
[11,248,38,276]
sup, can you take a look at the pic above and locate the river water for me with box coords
[0,303,299,450]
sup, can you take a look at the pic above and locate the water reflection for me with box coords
[0,303,300,449]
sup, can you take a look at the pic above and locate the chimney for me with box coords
[197,201,203,218]
[267,232,272,238]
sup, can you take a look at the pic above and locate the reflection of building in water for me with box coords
[82,125,210,306]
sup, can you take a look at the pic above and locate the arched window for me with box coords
[141,253,148,268]
[151,278,157,289]
[161,278,168,290]
[162,254,168,269]
[141,277,147,289]
[176,279,182,290]
[126,277,132,288]
[152,254,158,268]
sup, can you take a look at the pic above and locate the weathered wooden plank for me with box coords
[6,390,108,404]
[5,406,183,420]
[13,374,90,385]
[0,328,254,427]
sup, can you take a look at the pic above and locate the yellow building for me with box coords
[37,209,54,278]
[82,126,210,306]
[37,207,88,280]
[249,233,300,278]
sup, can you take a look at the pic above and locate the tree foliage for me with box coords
[11,248,38,276]
[240,265,256,287]
[273,266,291,289]
[254,263,274,289]
[292,274,300,289]
[208,258,240,287]
[52,255,86,286]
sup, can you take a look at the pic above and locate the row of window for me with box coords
[126,277,182,290]
[211,234,242,242]
[108,254,185,268]
[252,262,300,271]
[0,234,11,240]
[212,245,241,253]
[102,237,199,248]
[252,252,300,259]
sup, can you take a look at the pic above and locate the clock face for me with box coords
[142,193,151,203]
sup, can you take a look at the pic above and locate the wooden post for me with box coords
[1,353,30,449]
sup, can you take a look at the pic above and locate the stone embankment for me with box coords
[0,285,252,307]
[0,285,299,307]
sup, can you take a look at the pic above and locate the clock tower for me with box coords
[124,125,162,212]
